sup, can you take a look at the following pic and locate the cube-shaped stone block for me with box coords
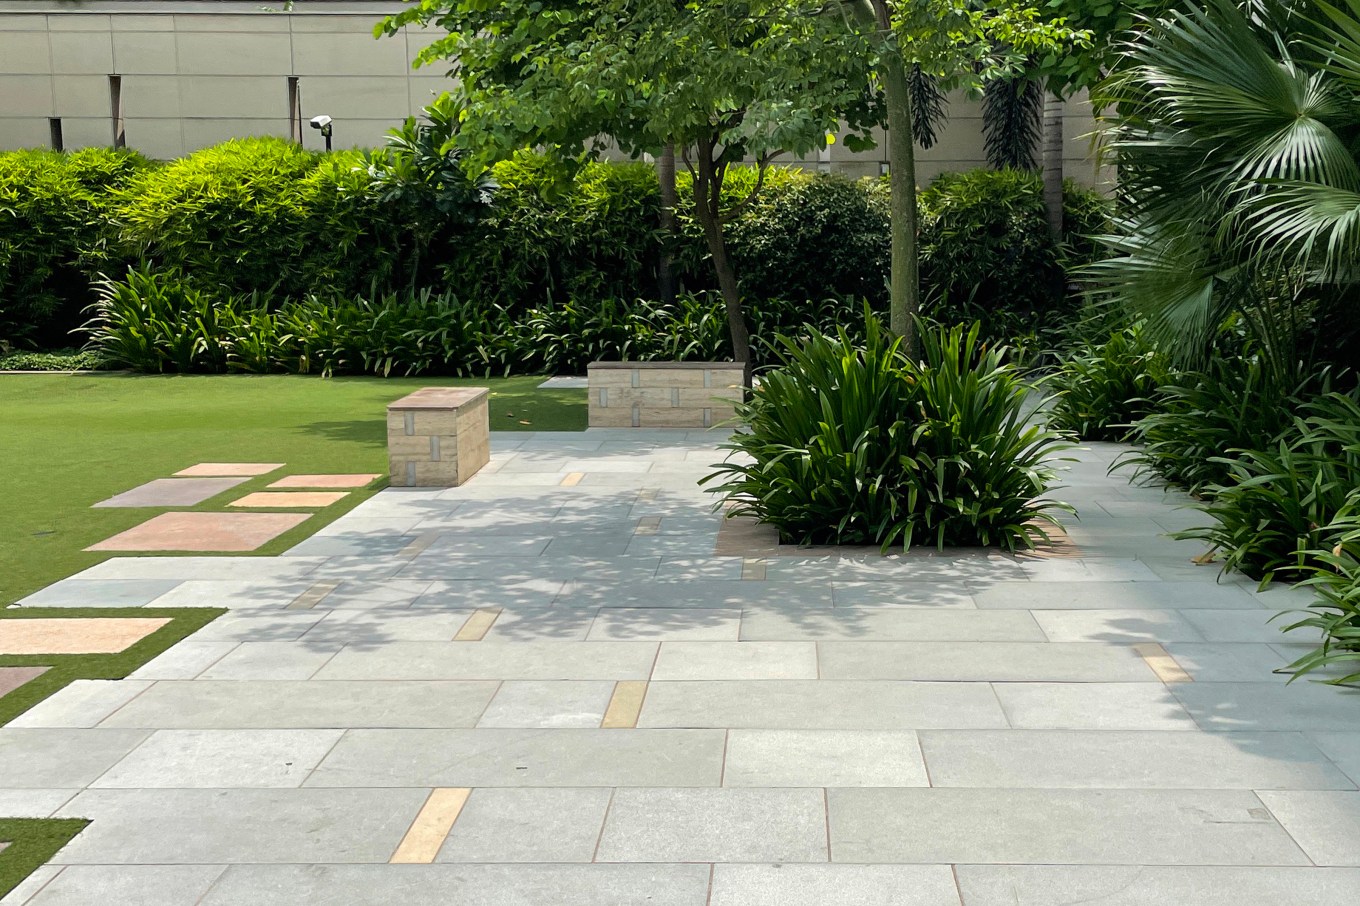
[587,362,745,429]
[386,387,489,487]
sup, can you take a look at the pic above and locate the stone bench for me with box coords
[386,387,490,487]
[587,362,744,428]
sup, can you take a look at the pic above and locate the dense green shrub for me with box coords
[1283,510,1360,684]
[703,314,1072,551]
[0,148,151,348]
[1046,324,1168,441]
[918,169,1109,331]
[113,138,392,300]
[0,348,107,371]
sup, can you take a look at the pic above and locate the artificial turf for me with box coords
[0,373,587,606]
[0,818,90,900]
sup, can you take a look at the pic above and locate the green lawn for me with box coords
[0,374,587,605]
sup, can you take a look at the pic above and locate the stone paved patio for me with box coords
[6,429,1360,904]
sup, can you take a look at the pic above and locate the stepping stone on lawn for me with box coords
[86,512,309,552]
[268,474,381,489]
[0,618,171,655]
[0,666,50,697]
[174,463,284,478]
[538,376,589,389]
[93,477,249,508]
[230,492,348,509]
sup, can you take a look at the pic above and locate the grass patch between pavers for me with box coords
[0,818,91,900]
[0,373,587,604]
[0,607,225,727]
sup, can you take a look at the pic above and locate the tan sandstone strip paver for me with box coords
[390,788,471,864]
[174,463,284,477]
[1135,642,1195,684]
[268,474,381,489]
[560,472,585,487]
[286,582,341,611]
[454,609,502,641]
[741,559,767,581]
[229,491,349,509]
[0,618,171,655]
[87,512,310,552]
[601,681,649,728]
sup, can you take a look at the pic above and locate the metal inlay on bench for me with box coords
[386,387,490,487]
[587,361,743,428]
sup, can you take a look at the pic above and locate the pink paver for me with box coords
[86,512,309,552]
[0,618,171,655]
[173,463,284,478]
[268,474,381,489]
[229,491,348,509]
[0,665,49,697]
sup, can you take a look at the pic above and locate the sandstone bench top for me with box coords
[387,387,488,410]
[588,361,741,371]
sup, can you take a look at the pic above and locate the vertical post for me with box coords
[287,76,303,144]
[108,74,125,149]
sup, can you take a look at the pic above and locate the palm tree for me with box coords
[1089,0,1360,364]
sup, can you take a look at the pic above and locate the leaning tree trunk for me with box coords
[691,154,752,380]
[656,143,678,303]
[1041,89,1064,239]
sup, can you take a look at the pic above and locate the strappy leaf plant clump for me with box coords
[704,313,1073,552]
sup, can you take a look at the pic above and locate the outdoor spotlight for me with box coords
[309,114,334,151]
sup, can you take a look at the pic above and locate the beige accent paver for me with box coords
[268,474,381,489]
[286,582,340,611]
[0,618,170,655]
[741,559,768,581]
[634,517,661,536]
[390,788,471,864]
[87,512,309,552]
[601,681,649,728]
[1136,642,1195,684]
[560,472,585,487]
[454,609,501,641]
[229,491,349,509]
[174,463,284,477]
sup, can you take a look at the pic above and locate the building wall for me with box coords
[0,0,1108,186]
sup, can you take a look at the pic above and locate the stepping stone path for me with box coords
[230,492,349,509]
[7,430,1360,904]
[173,464,283,477]
[0,666,48,697]
[86,512,309,552]
[92,478,248,508]
[0,618,170,655]
[268,474,381,489]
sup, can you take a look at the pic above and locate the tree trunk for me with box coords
[875,10,920,357]
[656,143,678,303]
[692,153,752,379]
[1042,89,1064,239]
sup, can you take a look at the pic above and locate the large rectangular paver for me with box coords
[476,681,615,729]
[93,477,249,508]
[587,608,740,641]
[87,512,310,552]
[993,682,1197,730]
[638,681,1008,729]
[15,578,183,608]
[596,788,827,862]
[1171,682,1360,731]
[828,788,1308,864]
[818,641,1155,682]
[7,680,153,729]
[92,729,345,789]
[0,729,149,787]
[196,642,340,680]
[955,865,1360,905]
[52,788,428,864]
[1032,609,1206,644]
[740,608,1045,641]
[98,681,499,729]
[0,617,170,655]
[1255,790,1360,865]
[920,729,1354,789]
[314,641,658,680]
[972,581,1263,610]
[20,865,227,906]
[306,729,725,787]
[436,788,612,862]
[711,865,961,906]
[652,642,818,680]
[723,730,928,787]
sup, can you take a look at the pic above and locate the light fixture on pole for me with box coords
[309,114,333,152]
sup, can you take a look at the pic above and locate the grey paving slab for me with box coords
[479,607,597,642]
[588,608,740,641]
[955,865,1360,905]
[7,680,153,729]
[828,788,1308,865]
[763,554,1027,584]
[830,581,976,608]
[437,788,612,862]
[400,556,660,583]
[741,608,1045,641]
[312,516,426,536]
[1181,608,1319,643]
[51,788,428,864]
[301,610,475,643]
[412,578,567,610]
[652,641,818,680]
[920,729,1354,789]
[306,729,725,787]
[596,788,827,862]
[1256,790,1360,865]
[92,477,249,508]
[710,864,961,906]
[15,579,182,608]
[476,680,615,728]
[638,680,1008,729]
[185,612,326,642]
[198,864,711,906]
[308,579,434,609]
[972,580,1263,610]
[723,730,928,787]
[92,729,344,788]
[994,682,1197,730]
[1307,731,1360,785]
[1171,681,1360,731]
[196,641,340,680]
[559,580,832,610]
[0,865,61,906]
[654,557,745,581]
[315,640,657,680]
[284,535,417,557]
[144,579,315,610]
[1015,558,1164,582]
[818,641,1156,682]
[1032,608,1206,643]
[21,864,226,906]
[98,680,500,729]
[73,556,326,582]
[127,642,237,680]
[1161,642,1292,682]
[0,729,149,787]
[0,789,77,818]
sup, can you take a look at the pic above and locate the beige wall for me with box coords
[0,0,1108,186]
